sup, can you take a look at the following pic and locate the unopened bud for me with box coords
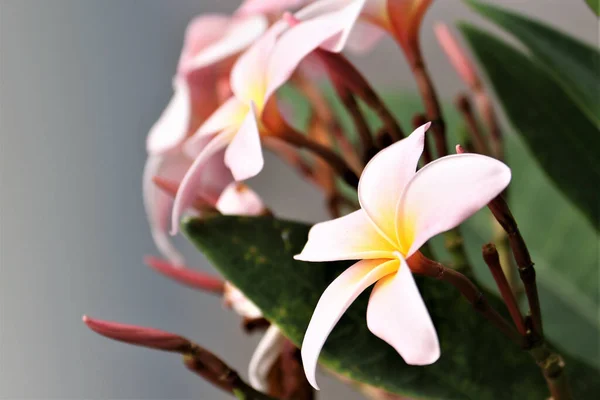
[83,315,191,352]
[145,256,225,294]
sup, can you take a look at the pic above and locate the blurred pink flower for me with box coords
[144,147,265,264]
[295,123,512,389]
[434,23,479,90]
[170,17,319,233]
[279,0,433,61]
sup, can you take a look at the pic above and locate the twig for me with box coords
[275,125,360,188]
[409,54,448,157]
[316,50,405,141]
[528,345,572,400]
[487,196,543,338]
[331,79,374,159]
[409,253,524,347]
[83,316,279,399]
[481,244,526,335]
[455,94,489,155]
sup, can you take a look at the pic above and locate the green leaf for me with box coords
[457,24,600,231]
[464,0,600,127]
[585,0,600,16]
[183,216,599,399]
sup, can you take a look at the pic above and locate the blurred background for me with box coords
[0,1,597,398]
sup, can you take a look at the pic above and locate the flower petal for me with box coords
[223,282,263,319]
[182,15,268,72]
[143,153,192,265]
[294,210,396,262]
[146,78,191,155]
[301,258,398,390]
[367,255,440,366]
[358,123,429,248]
[248,325,287,392]
[171,130,233,234]
[230,22,285,108]
[264,0,366,100]
[216,183,265,216]
[177,14,231,72]
[237,0,307,16]
[224,102,264,181]
[398,153,511,256]
[345,20,386,54]
[184,97,248,157]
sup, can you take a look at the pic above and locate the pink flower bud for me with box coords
[434,23,480,90]
[145,256,225,294]
[82,315,191,353]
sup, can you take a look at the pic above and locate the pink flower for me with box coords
[147,1,311,156]
[280,0,433,61]
[170,18,317,233]
[295,123,511,389]
[144,148,265,264]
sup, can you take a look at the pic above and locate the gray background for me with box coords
[0,0,597,399]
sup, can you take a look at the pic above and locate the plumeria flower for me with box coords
[295,123,511,389]
[278,0,433,63]
[148,1,313,156]
[170,14,326,233]
[144,149,264,265]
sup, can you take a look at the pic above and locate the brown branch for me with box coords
[276,125,360,188]
[455,93,490,155]
[332,80,374,159]
[409,53,448,157]
[481,244,526,335]
[316,50,405,141]
[83,316,278,399]
[528,345,572,400]
[488,196,542,338]
[409,253,524,347]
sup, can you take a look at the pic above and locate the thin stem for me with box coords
[334,82,374,160]
[455,93,490,155]
[412,253,524,346]
[488,196,543,337]
[316,50,405,141]
[528,345,572,400]
[409,52,448,157]
[276,126,360,188]
[186,345,278,400]
[475,92,503,161]
[293,74,363,170]
[481,244,527,335]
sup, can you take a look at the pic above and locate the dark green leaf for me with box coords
[183,216,600,399]
[464,0,600,126]
[458,23,600,231]
[585,0,600,16]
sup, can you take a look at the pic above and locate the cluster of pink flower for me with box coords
[98,0,516,395]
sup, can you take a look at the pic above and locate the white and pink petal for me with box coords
[294,210,396,262]
[397,153,511,257]
[301,258,398,389]
[366,255,440,366]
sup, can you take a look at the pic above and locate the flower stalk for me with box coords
[410,252,524,347]
[487,196,542,337]
[84,316,278,400]
[481,244,526,335]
